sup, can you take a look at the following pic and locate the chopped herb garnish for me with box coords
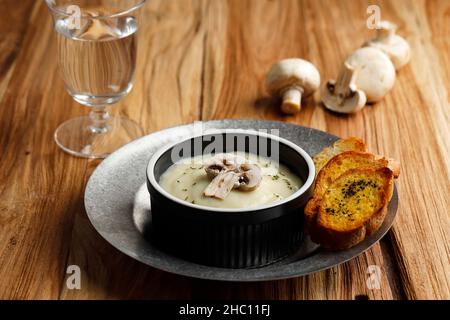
[325,208,335,214]
[341,179,378,198]
[273,193,282,198]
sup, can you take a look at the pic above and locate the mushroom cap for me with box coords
[363,20,410,70]
[365,35,410,70]
[237,163,262,191]
[321,81,367,114]
[345,47,396,103]
[203,154,263,199]
[266,58,320,97]
[204,153,245,179]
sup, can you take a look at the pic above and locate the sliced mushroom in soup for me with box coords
[158,152,303,209]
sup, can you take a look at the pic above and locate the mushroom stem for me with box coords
[334,63,358,104]
[376,21,397,39]
[204,171,239,200]
[281,87,303,114]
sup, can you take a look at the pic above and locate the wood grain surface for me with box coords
[0,0,449,300]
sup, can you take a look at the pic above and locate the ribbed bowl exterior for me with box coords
[146,131,314,268]
[148,184,310,268]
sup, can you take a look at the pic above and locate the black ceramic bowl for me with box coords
[146,129,315,268]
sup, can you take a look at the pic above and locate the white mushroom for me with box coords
[321,62,367,113]
[364,21,410,70]
[204,153,245,179]
[266,58,320,114]
[203,153,262,199]
[204,171,240,200]
[345,47,396,103]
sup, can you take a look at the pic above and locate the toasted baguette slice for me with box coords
[314,151,399,198]
[305,167,394,250]
[304,196,321,232]
[375,155,400,179]
[313,137,368,175]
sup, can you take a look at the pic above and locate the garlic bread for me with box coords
[314,151,399,198]
[306,167,394,250]
[313,137,368,175]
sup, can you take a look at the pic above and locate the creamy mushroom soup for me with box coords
[159,152,303,209]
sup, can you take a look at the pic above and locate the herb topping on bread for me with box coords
[306,167,394,250]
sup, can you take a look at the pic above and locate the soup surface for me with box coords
[158,153,303,209]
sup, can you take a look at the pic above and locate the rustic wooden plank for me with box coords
[200,0,397,300]
[60,163,194,299]
[200,0,450,299]
[0,1,88,299]
[125,0,207,130]
[59,0,207,299]
[379,0,450,299]
[0,0,36,102]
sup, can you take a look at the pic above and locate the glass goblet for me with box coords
[46,0,146,159]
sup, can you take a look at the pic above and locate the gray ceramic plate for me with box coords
[85,120,398,281]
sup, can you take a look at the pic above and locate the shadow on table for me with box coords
[63,198,309,299]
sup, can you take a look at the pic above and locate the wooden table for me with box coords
[0,0,449,300]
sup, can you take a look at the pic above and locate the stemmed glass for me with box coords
[46,0,146,158]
